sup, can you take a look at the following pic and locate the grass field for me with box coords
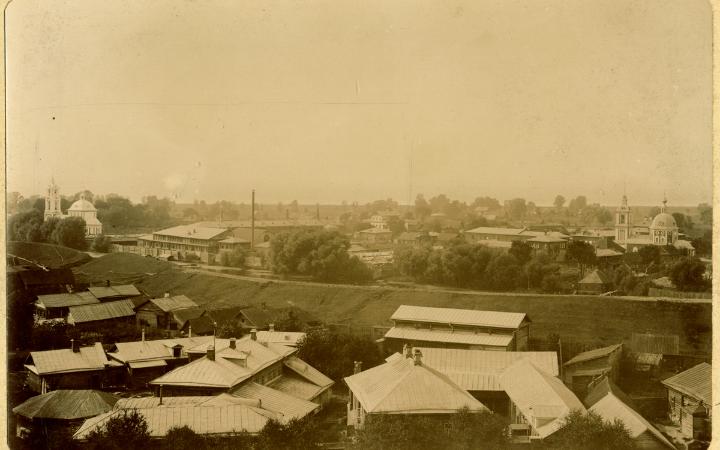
[78,254,713,357]
[8,241,91,269]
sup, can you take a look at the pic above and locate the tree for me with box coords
[568,196,587,215]
[387,217,406,236]
[296,328,383,382]
[274,310,303,332]
[220,248,246,268]
[448,407,510,450]
[53,216,88,250]
[509,240,532,266]
[594,208,613,225]
[545,410,636,450]
[8,210,45,242]
[92,234,112,253]
[691,229,712,257]
[40,216,61,242]
[636,246,661,272]
[669,257,710,292]
[506,198,527,220]
[485,254,522,291]
[164,426,202,450]
[566,241,596,277]
[554,195,566,210]
[85,410,150,450]
[672,213,693,232]
[256,417,321,450]
[698,202,712,225]
[525,253,560,288]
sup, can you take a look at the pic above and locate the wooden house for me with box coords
[577,269,612,294]
[562,344,623,397]
[135,294,199,330]
[35,292,99,320]
[383,305,531,352]
[630,333,681,373]
[661,363,712,441]
[66,299,136,329]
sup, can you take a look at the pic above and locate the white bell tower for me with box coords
[44,178,64,220]
[615,194,631,245]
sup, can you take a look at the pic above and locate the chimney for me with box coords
[413,349,423,366]
[251,189,256,249]
[164,292,170,298]
[142,328,145,342]
[269,323,275,332]
[229,337,236,349]
[207,346,215,361]
[353,361,362,374]
[105,279,111,287]
[250,329,257,341]
[188,325,192,338]
[71,339,80,353]
[158,385,163,405]
[403,344,412,358]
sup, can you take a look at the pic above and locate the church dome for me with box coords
[68,198,96,212]
[650,212,677,230]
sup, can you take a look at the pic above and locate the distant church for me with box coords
[44,179,103,237]
[614,195,693,255]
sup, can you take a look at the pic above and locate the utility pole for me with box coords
[251,189,255,249]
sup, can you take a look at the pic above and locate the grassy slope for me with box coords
[8,241,92,269]
[80,254,712,355]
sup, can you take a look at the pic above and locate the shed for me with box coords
[562,344,623,397]
[67,299,136,327]
[661,363,712,440]
[577,269,612,294]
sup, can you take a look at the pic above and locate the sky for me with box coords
[6,0,712,206]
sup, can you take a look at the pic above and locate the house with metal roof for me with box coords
[13,390,118,440]
[135,294,200,331]
[149,333,334,407]
[344,348,488,429]
[107,335,215,388]
[501,359,585,442]
[24,342,123,394]
[562,344,623,397]
[73,394,280,440]
[383,305,530,352]
[35,292,100,320]
[87,284,141,301]
[413,347,558,415]
[137,224,234,263]
[661,362,712,440]
[66,299,136,328]
[463,226,543,243]
[583,378,675,450]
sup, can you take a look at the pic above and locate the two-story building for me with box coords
[383,305,531,352]
[137,225,234,263]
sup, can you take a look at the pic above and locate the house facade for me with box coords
[661,362,712,441]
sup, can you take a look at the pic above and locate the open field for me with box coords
[77,254,712,357]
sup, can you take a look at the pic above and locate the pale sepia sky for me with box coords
[6,0,712,206]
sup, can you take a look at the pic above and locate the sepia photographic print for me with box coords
[3,0,716,449]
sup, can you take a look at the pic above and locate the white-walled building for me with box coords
[44,179,103,237]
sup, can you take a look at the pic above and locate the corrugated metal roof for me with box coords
[29,343,108,375]
[256,331,306,346]
[564,344,622,366]
[384,327,514,347]
[501,360,585,439]
[68,299,135,324]
[152,225,230,240]
[630,333,680,356]
[88,284,141,299]
[268,374,327,401]
[36,292,99,309]
[283,356,334,389]
[391,305,527,329]
[13,390,118,420]
[344,355,488,414]
[589,392,675,448]
[129,360,167,369]
[416,348,558,391]
[172,307,206,325]
[231,382,319,422]
[74,404,274,439]
[661,363,711,405]
[149,295,198,312]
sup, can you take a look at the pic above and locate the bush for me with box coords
[545,410,635,450]
[297,328,383,382]
[220,248,246,268]
[85,410,150,450]
[92,234,113,253]
[184,252,201,262]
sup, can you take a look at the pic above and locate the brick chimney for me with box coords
[353,361,363,374]
[403,344,412,358]
[207,346,215,361]
[71,339,80,353]
[413,349,423,366]
[141,328,145,342]
[229,338,236,349]
[250,329,257,341]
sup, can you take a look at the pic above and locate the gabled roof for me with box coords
[578,269,611,285]
[231,382,319,421]
[151,337,296,389]
[283,356,334,390]
[88,284,141,299]
[109,336,214,363]
[661,363,711,405]
[384,327,514,348]
[36,292,99,309]
[68,299,135,324]
[564,344,623,366]
[256,331,306,346]
[172,307,206,326]
[391,305,528,329]
[630,333,680,356]
[13,390,118,420]
[237,307,273,328]
[501,360,585,438]
[415,348,558,391]
[583,377,636,410]
[28,343,108,375]
[140,295,197,312]
[344,354,488,415]
[184,315,216,335]
[152,225,230,240]
[586,380,675,449]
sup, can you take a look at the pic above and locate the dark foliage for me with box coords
[296,328,383,382]
[92,234,113,253]
[544,410,636,450]
[85,410,151,450]
[669,257,710,292]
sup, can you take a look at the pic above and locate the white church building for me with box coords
[614,195,693,255]
[44,179,103,237]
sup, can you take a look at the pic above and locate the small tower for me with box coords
[44,178,64,221]
[615,194,631,245]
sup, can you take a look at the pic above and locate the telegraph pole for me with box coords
[251,189,256,249]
